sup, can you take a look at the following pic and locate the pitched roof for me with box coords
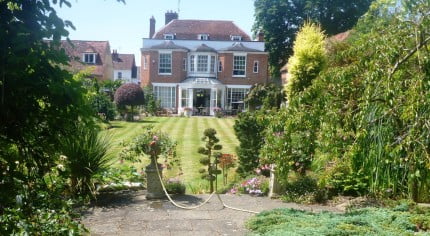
[219,42,263,52]
[153,19,251,41]
[193,44,217,53]
[60,40,110,77]
[112,53,135,70]
[149,40,189,50]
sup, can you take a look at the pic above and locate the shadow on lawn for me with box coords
[109,120,159,129]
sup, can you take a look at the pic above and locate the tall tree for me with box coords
[253,0,373,80]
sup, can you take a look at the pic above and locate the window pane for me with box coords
[233,56,246,76]
[210,56,215,73]
[253,61,259,73]
[154,86,176,108]
[197,55,208,72]
[190,55,195,72]
[159,53,172,74]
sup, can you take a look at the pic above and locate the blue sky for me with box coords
[55,0,255,65]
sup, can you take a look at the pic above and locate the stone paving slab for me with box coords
[82,190,340,235]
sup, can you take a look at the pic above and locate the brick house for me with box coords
[112,50,139,84]
[60,40,113,80]
[141,12,268,116]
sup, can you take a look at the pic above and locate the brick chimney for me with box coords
[112,49,118,61]
[149,16,156,38]
[165,11,178,25]
[257,31,264,42]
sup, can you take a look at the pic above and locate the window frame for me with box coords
[158,52,172,75]
[253,60,259,73]
[218,60,223,72]
[83,53,96,64]
[164,34,174,40]
[117,71,122,79]
[198,34,209,40]
[154,86,176,109]
[233,54,246,77]
[230,35,242,41]
[143,56,148,70]
[197,55,209,72]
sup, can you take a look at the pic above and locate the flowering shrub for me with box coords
[120,126,179,167]
[213,107,223,118]
[230,176,269,196]
[255,164,271,177]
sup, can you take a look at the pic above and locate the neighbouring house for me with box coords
[60,40,114,80]
[141,11,269,116]
[112,50,139,84]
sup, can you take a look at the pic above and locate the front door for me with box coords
[193,88,210,115]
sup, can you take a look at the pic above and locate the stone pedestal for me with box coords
[145,159,165,199]
[269,164,283,198]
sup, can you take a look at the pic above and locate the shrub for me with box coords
[234,111,268,176]
[142,86,161,116]
[60,124,113,197]
[89,93,116,121]
[114,83,145,121]
[120,126,180,174]
[198,128,222,192]
[282,176,327,203]
[165,178,186,195]
[230,175,269,196]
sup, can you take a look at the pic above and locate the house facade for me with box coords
[112,50,139,84]
[60,40,113,80]
[141,12,268,116]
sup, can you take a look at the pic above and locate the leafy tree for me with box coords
[234,111,270,176]
[198,128,222,193]
[245,83,285,111]
[143,86,161,115]
[253,0,373,79]
[286,22,327,101]
[114,83,145,121]
[261,21,327,180]
[100,79,123,100]
[263,0,430,201]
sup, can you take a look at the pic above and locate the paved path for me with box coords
[82,190,340,235]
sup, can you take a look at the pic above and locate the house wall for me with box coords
[114,69,133,81]
[217,52,268,85]
[140,50,187,85]
[103,43,114,80]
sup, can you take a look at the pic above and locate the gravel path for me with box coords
[82,190,340,236]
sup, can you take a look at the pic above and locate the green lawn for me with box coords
[104,116,239,193]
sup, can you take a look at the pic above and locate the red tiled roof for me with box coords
[328,30,352,42]
[112,53,135,70]
[153,20,251,41]
[60,40,109,77]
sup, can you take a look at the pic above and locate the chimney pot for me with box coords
[165,11,178,25]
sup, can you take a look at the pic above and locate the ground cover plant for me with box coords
[247,204,430,235]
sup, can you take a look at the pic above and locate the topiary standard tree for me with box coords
[198,128,222,193]
[114,83,145,121]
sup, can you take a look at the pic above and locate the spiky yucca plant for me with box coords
[61,125,112,196]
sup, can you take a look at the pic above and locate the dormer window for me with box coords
[164,34,174,40]
[231,35,242,41]
[198,34,209,40]
[83,53,96,64]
